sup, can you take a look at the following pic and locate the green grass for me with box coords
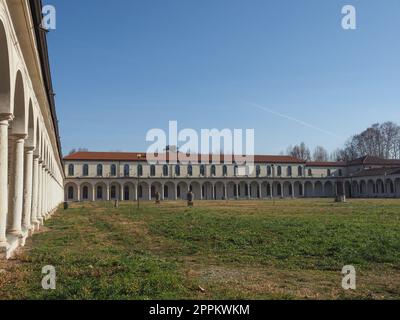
[1,199,400,300]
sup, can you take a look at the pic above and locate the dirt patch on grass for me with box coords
[183,262,400,300]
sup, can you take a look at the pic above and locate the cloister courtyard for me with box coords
[0,199,399,300]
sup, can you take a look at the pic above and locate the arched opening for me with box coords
[359,180,367,196]
[151,182,162,199]
[80,183,93,201]
[190,181,201,200]
[304,181,313,197]
[294,181,303,197]
[95,183,107,201]
[227,182,236,199]
[283,182,292,198]
[123,183,135,201]
[215,182,225,199]
[324,181,334,197]
[0,20,11,114]
[202,182,213,200]
[177,182,188,200]
[10,71,26,135]
[65,183,78,201]
[367,180,376,196]
[164,182,175,200]
[385,179,394,195]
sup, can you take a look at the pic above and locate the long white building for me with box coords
[64,152,400,202]
[0,0,64,259]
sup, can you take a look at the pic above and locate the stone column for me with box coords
[22,147,34,231]
[8,134,26,236]
[37,161,43,224]
[174,184,178,200]
[30,155,40,229]
[0,115,12,247]
[77,183,81,202]
[292,182,295,199]
[161,183,165,200]
[148,185,152,201]
[106,185,110,201]
[224,183,228,199]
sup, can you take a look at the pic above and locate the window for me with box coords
[223,165,228,176]
[327,169,331,177]
[277,166,282,177]
[298,166,303,177]
[188,165,193,176]
[175,165,181,176]
[267,166,272,177]
[234,165,238,176]
[68,186,74,200]
[150,165,156,177]
[110,164,117,176]
[200,165,206,176]
[338,169,343,177]
[308,169,313,177]
[124,164,130,177]
[256,165,261,177]
[68,164,74,176]
[211,165,216,176]
[163,165,169,177]
[137,164,143,177]
[287,166,292,176]
[97,164,103,176]
[83,164,89,176]
[82,186,88,200]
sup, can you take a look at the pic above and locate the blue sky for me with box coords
[44,0,400,156]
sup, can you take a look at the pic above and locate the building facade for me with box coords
[0,0,64,259]
[64,152,400,202]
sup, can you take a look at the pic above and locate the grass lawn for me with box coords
[1,199,400,300]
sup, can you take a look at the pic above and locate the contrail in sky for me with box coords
[246,102,341,139]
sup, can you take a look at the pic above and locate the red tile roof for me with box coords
[306,161,347,167]
[64,152,305,164]
[347,156,400,166]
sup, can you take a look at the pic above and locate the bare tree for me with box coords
[287,142,311,161]
[334,122,400,161]
[313,146,329,162]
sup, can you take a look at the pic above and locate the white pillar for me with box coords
[22,147,34,231]
[92,186,96,202]
[8,135,26,236]
[0,115,12,247]
[292,182,295,199]
[30,155,40,229]
[37,162,43,224]
[77,183,81,202]
[174,184,178,200]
